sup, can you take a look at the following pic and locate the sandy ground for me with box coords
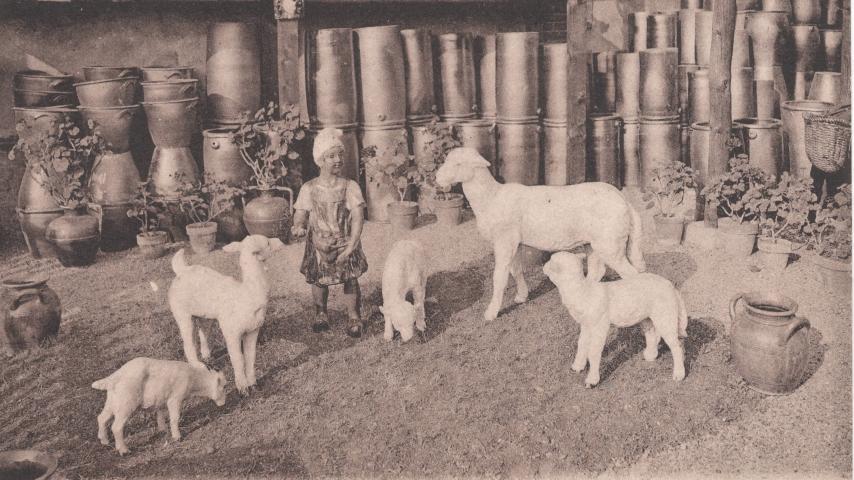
[0,199,850,480]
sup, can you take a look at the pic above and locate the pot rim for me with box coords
[73,77,140,88]
[78,104,141,112]
[203,127,239,136]
[741,291,799,317]
[13,88,75,95]
[780,100,834,111]
[734,117,783,128]
[12,106,77,114]
[757,236,794,252]
[0,449,59,480]
[187,221,219,233]
[140,79,199,87]
[140,96,200,106]
[15,70,74,79]
[1,274,49,289]
[142,65,194,71]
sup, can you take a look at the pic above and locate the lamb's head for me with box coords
[435,147,492,188]
[543,252,586,286]
[200,365,227,407]
[224,235,285,262]
[380,301,418,343]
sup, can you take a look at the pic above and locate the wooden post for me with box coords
[275,0,308,123]
[842,0,851,104]
[705,0,736,226]
[566,0,589,184]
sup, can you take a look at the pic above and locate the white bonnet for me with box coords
[312,127,345,166]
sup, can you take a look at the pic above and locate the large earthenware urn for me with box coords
[729,292,810,395]
[45,206,101,267]
[0,276,61,356]
[243,189,292,242]
[747,11,791,67]
[206,22,261,125]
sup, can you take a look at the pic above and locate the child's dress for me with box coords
[295,176,369,286]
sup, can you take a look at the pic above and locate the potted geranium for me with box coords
[174,173,245,255]
[13,117,108,267]
[361,136,421,231]
[803,184,851,287]
[701,154,771,257]
[127,179,169,258]
[642,160,697,245]
[232,102,306,242]
[750,172,816,272]
[415,116,465,226]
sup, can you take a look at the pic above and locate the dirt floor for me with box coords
[0,200,850,480]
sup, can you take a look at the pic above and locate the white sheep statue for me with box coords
[435,147,646,322]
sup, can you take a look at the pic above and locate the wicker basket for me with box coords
[805,105,851,174]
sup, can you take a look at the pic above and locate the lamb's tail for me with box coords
[676,290,688,338]
[626,202,647,273]
[91,374,115,391]
[171,248,191,276]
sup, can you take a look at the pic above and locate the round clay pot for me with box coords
[141,98,199,148]
[141,66,194,82]
[433,193,464,227]
[186,221,218,255]
[810,253,852,289]
[654,214,685,245]
[215,207,247,243]
[387,201,419,231]
[78,105,140,153]
[756,236,793,271]
[14,70,74,91]
[13,89,76,108]
[137,230,169,259]
[0,276,61,356]
[243,190,291,242]
[716,217,758,257]
[82,66,140,81]
[0,450,59,479]
[45,207,101,267]
[74,77,138,107]
[141,79,199,102]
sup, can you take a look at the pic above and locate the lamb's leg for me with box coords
[413,284,427,332]
[484,233,520,322]
[174,311,202,366]
[224,332,249,394]
[198,327,211,362]
[383,314,394,341]
[166,397,182,441]
[584,321,610,388]
[97,396,114,446]
[641,319,662,361]
[111,409,132,455]
[592,239,639,280]
[658,319,686,381]
[510,255,529,304]
[586,251,607,282]
[242,328,260,387]
[571,326,589,372]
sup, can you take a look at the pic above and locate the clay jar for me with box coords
[243,189,292,243]
[45,206,101,267]
[0,276,62,356]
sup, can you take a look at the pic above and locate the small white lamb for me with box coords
[93,357,227,455]
[380,239,428,343]
[168,235,284,394]
[543,252,688,388]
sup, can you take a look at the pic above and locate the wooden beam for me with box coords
[566,0,589,184]
[275,0,308,123]
[706,0,736,226]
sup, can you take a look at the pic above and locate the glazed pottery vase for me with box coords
[243,189,291,242]
[45,206,101,267]
[0,276,61,356]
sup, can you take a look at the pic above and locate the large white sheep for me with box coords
[435,147,646,322]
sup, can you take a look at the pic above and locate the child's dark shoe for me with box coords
[346,318,364,338]
[312,312,330,333]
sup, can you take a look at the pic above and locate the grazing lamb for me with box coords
[168,234,284,394]
[543,252,687,388]
[93,357,227,455]
[380,239,428,343]
[435,147,646,322]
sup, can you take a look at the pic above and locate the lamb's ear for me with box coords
[267,238,285,251]
[425,296,439,304]
[223,241,241,253]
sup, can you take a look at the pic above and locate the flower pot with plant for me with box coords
[127,179,169,258]
[701,154,771,257]
[18,117,109,267]
[643,160,697,245]
[361,138,420,231]
[232,102,305,242]
[414,117,465,221]
[174,173,244,255]
[751,172,816,272]
[803,184,851,287]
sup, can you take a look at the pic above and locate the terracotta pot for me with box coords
[588,114,622,187]
[794,69,815,100]
[630,12,649,51]
[729,291,810,395]
[543,120,569,186]
[689,121,711,187]
[591,52,617,114]
[820,29,843,72]
[716,217,758,256]
[678,64,700,126]
[780,100,833,178]
[311,28,358,126]
[148,147,200,197]
[89,150,141,252]
[695,11,714,66]
[203,128,253,186]
[640,116,680,189]
[83,66,140,81]
[497,119,541,186]
[14,70,74,91]
[648,12,677,48]
[433,193,464,227]
[74,77,138,107]
[215,207,247,243]
[137,230,169,259]
[678,10,697,64]
[762,0,793,13]
[639,48,679,119]
[734,117,783,178]
[18,209,63,259]
[243,189,292,242]
[79,105,140,153]
[622,119,641,188]
[355,25,407,126]
[361,124,409,221]
[439,33,478,120]
[654,215,685,245]
[0,276,61,356]
[141,97,200,148]
[732,30,752,68]
[747,11,791,67]
[496,32,539,121]
[616,52,641,120]
[792,24,821,72]
[45,207,101,267]
[387,201,418,231]
[689,69,710,124]
[475,34,497,120]
[756,236,793,271]
[732,67,756,120]
[825,0,843,25]
[808,71,842,104]
[12,106,79,144]
[542,43,568,122]
[141,66,194,82]
[792,0,821,23]
[206,22,261,124]
[141,79,198,102]
[186,221,218,255]
[754,79,781,119]
[13,89,75,108]
[401,29,437,121]
[810,254,852,288]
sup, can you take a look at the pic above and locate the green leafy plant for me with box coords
[231,102,307,193]
[414,116,463,201]
[803,184,851,261]
[642,161,696,218]
[700,154,771,224]
[126,179,167,235]
[9,116,109,209]
[172,173,245,225]
[360,132,421,203]
[750,172,816,243]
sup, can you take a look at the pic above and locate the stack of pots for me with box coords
[355,25,412,224]
[496,32,541,186]
[76,68,142,253]
[543,43,569,186]
[13,70,76,108]
[616,51,641,189]
[747,7,792,118]
[12,106,79,258]
[588,50,622,188]
[639,47,681,189]
[206,23,261,128]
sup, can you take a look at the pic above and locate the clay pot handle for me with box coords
[10,287,43,311]
[118,69,135,78]
[747,129,759,140]
[166,72,183,80]
[728,293,744,325]
[48,79,67,89]
[179,84,195,95]
[782,317,810,345]
[49,94,68,104]
[282,186,295,216]
[210,140,220,150]
[117,108,135,120]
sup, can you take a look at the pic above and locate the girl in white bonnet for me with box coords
[291,127,369,337]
